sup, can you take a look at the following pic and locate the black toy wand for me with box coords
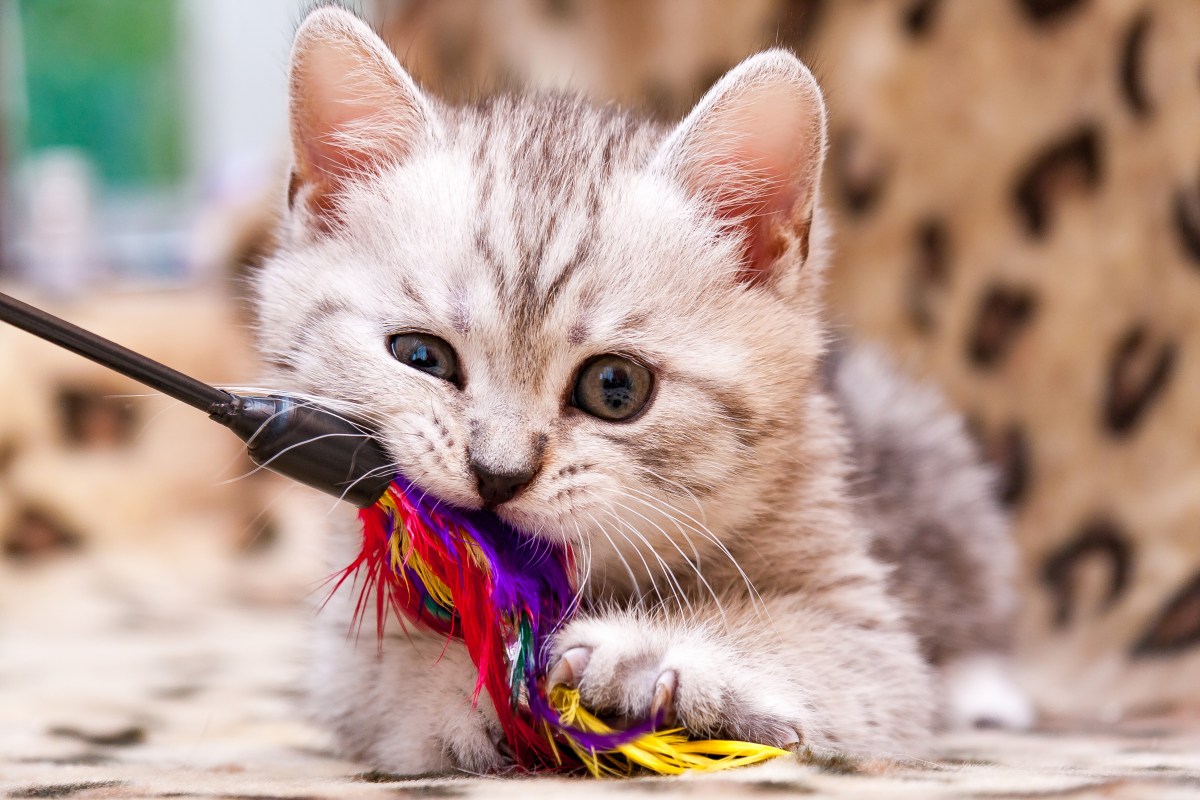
[0,290,393,507]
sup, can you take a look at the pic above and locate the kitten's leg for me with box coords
[309,593,509,774]
[830,345,1033,731]
[549,594,935,755]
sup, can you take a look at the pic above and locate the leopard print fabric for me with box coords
[816,0,1200,720]
[379,0,1200,721]
[4,2,1200,796]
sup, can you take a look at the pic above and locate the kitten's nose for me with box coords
[471,463,536,509]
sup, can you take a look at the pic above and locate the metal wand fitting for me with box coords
[0,291,393,507]
[210,394,393,508]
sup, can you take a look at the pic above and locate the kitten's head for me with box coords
[257,8,829,588]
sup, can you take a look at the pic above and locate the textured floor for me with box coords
[4,555,1200,800]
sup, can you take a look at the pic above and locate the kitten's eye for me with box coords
[389,333,460,385]
[572,355,653,421]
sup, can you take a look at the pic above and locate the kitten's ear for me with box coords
[287,7,439,222]
[655,50,827,284]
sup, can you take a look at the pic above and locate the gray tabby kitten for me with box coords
[256,8,1031,773]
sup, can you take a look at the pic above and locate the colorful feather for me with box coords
[335,476,790,775]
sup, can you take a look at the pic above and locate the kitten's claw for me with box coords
[651,669,678,728]
[547,646,591,689]
[552,617,808,746]
[491,730,515,763]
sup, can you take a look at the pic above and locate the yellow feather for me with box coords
[383,499,455,610]
[550,685,791,776]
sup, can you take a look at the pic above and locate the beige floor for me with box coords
[4,552,1200,800]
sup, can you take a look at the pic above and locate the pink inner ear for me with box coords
[707,148,803,283]
[678,79,822,283]
[303,109,370,181]
[288,14,433,221]
[296,44,395,184]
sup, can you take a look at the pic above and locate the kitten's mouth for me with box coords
[491,503,577,547]
[389,470,575,545]
[511,516,576,546]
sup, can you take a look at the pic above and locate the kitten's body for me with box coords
[260,9,1028,774]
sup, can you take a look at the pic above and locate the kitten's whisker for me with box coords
[321,459,405,518]
[210,397,327,480]
[602,506,681,609]
[221,385,391,428]
[638,466,708,524]
[703,415,758,438]
[601,502,691,616]
[580,508,637,603]
[640,497,769,622]
[609,497,725,621]
[594,507,661,608]
[623,485,770,619]
[234,478,304,555]
[561,517,592,624]
[620,491,719,613]
[216,431,372,487]
[593,507,664,611]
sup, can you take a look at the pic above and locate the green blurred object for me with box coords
[18,0,183,188]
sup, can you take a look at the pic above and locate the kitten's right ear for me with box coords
[654,50,827,287]
[287,7,439,223]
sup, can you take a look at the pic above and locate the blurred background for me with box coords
[2,0,1199,768]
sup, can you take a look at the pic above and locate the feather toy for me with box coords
[0,290,790,777]
[337,476,791,775]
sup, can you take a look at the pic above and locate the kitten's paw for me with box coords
[944,654,1036,730]
[439,712,515,774]
[548,620,802,748]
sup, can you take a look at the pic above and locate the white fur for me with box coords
[944,655,1036,730]
[258,9,1027,775]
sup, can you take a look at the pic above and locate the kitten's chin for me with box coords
[494,506,576,547]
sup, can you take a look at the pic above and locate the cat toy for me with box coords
[0,290,789,776]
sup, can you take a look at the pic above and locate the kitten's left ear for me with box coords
[287,7,440,223]
[654,50,827,284]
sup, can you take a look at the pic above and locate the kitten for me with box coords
[255,7,1030,774]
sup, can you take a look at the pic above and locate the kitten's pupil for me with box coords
[389,333,460,385]
[410,343,435,369]
[573,355,653,421]
[600,366,632,410]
